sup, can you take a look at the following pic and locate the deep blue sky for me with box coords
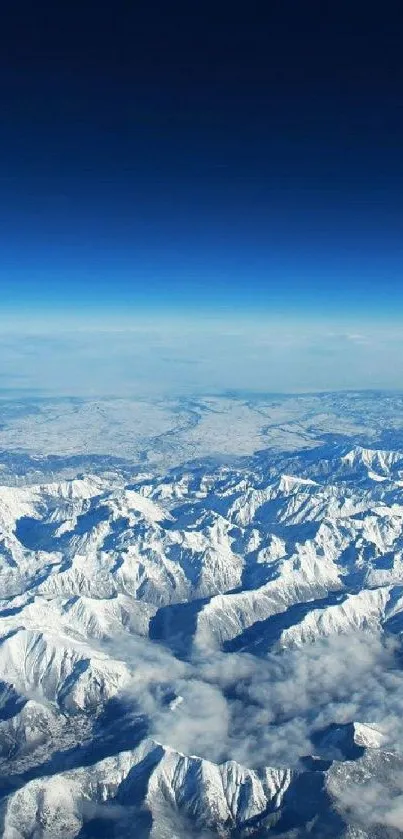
[1,0,403,318]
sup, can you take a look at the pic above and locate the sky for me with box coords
[1,1,403,392]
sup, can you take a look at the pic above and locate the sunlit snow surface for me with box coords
[1,392,403,837]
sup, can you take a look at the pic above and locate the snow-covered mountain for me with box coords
[1,403,403,836]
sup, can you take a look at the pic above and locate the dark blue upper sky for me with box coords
[1,0,403,318]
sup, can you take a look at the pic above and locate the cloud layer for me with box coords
[1,314,403,396]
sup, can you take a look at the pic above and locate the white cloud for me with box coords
[0,313,402,396]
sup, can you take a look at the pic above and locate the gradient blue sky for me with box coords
[1,1,403,392]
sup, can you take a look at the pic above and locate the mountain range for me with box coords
[0,396,403,836]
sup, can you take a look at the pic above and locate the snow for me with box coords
[1,392,403,835]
